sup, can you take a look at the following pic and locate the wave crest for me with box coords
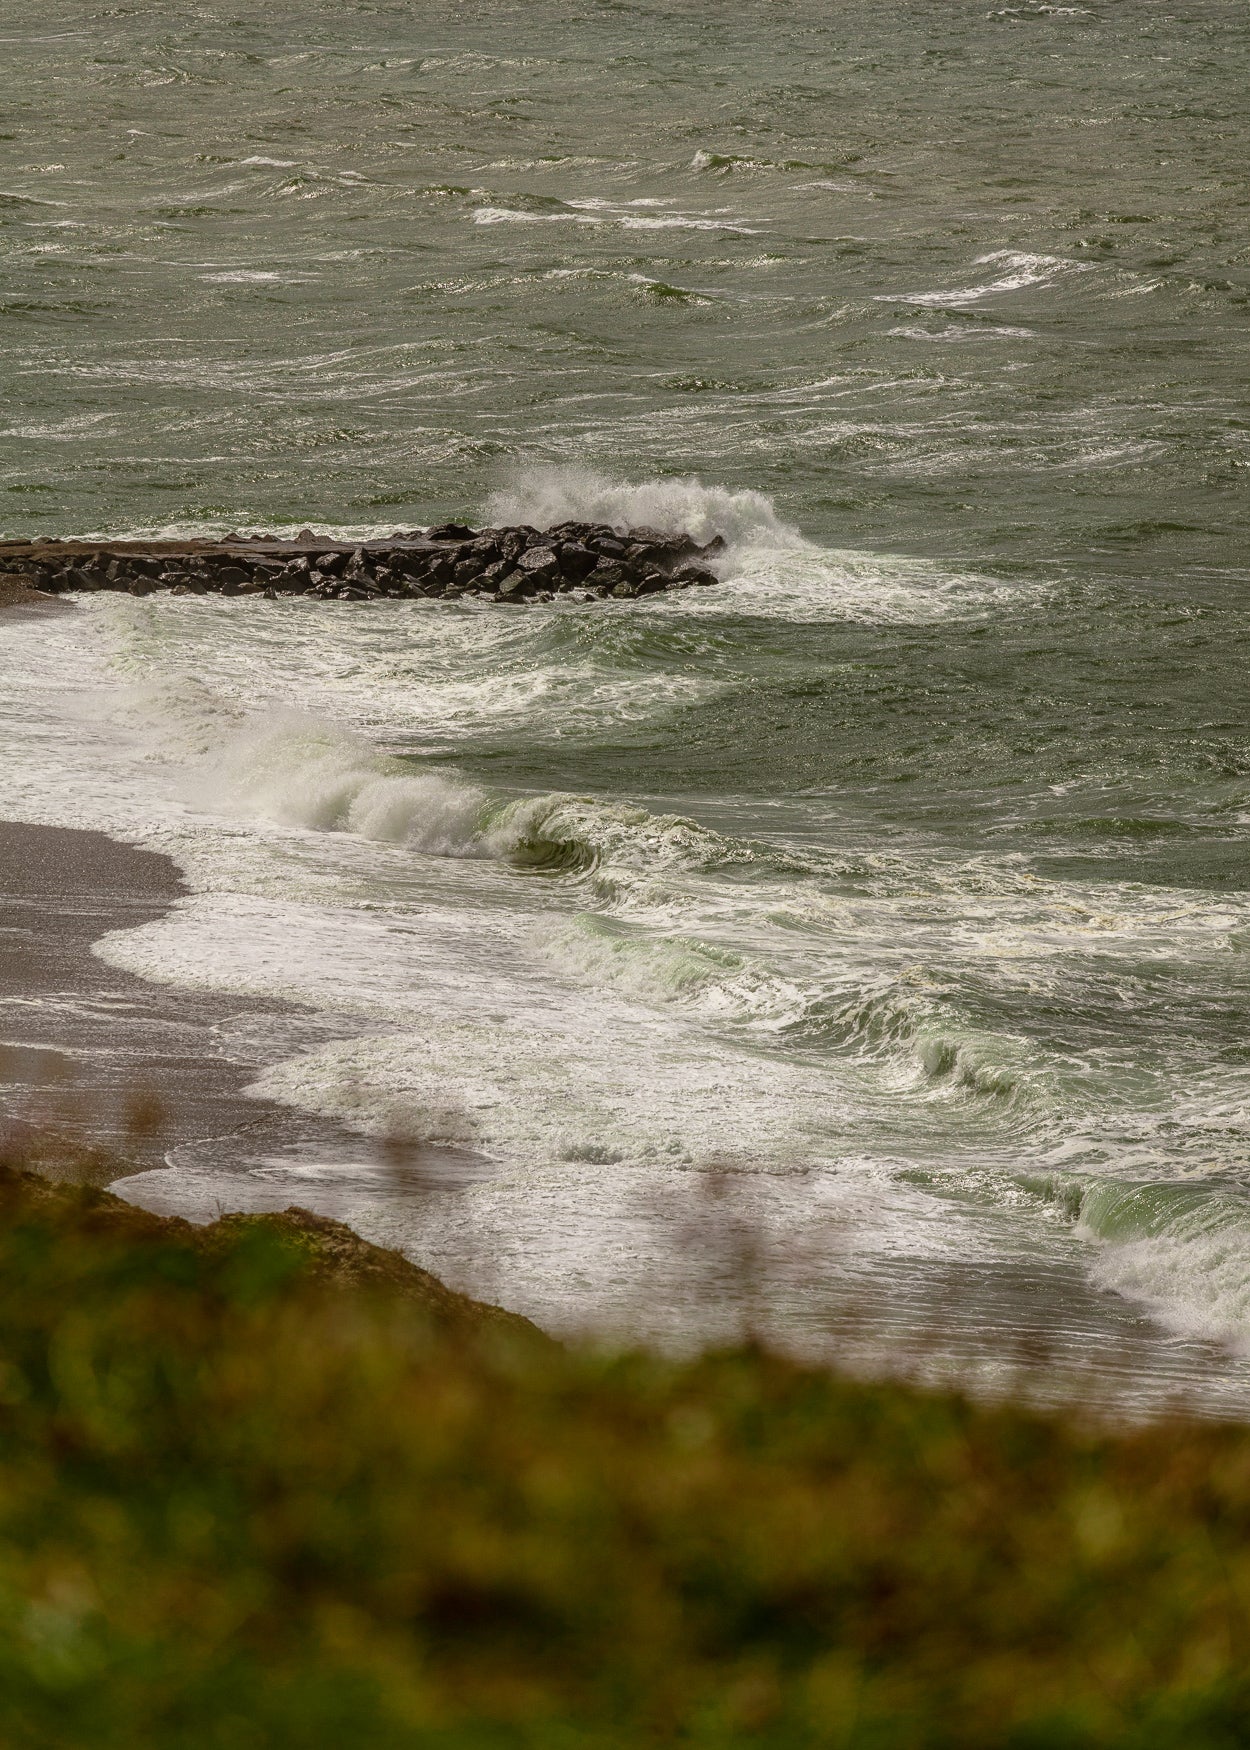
[1023,1172,1250,1352]
[484,465,800,550]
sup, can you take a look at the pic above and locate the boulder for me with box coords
[479,561,513,593]
[587,559,626,590]
[557,542,597,584]
[516,546,560,585]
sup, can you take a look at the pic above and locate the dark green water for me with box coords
[4,1,1250,1408]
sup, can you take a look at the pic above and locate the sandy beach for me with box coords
[0,818,329,1177]
[0,817,499,1209]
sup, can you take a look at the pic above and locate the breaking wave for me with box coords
[484,464,799,550]
[193,710,743,877]
[1026,1173,1250,1351]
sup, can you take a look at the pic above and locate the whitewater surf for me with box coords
[4,1,1249,1414]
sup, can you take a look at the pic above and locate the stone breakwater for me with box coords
[0,521,725,606]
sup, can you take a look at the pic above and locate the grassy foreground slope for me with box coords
[1,1162,1249,1749]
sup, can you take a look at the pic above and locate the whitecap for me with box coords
[877,249,1092,307]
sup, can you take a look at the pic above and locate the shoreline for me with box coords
[0,819,492,1200]
[4,827,1250,1421]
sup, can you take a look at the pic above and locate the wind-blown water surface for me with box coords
[3,1,1250,1409]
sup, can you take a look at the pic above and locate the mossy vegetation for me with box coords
[1,1156,1249,1748]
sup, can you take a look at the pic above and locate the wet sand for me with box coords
[0,819,488,1195]
[0,818,323,1171]
[6,819,1250,1421]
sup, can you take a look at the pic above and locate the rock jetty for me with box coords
[0,522,725,606]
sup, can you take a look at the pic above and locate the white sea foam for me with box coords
[889,323,1036,341]
[486,463,800,547]
[471,200,758,234]
[201,269,318,284]
[193,713,490,853]
[4,501,1248,1378]
[485,464,1005,623]
[879,250,1092,308]
[472,206,602,227]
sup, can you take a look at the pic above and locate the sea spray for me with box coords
[485,464,799,548]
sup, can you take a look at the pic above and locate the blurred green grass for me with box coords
[1,1153,1249,1749]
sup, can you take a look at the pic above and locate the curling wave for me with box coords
[1024,1172,1250,1351]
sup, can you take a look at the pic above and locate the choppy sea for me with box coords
[3,1,1250,1411]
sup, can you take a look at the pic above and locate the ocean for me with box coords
[3,0,1250,1410]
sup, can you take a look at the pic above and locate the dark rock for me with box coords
[0,520,717,612]
[557,542,597,583]
[642,541,691,574]
[611,579,641,599]
[587,559,626,590]
[394,552,432,579]
[479,561,513,593]
[516,546,560,585]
